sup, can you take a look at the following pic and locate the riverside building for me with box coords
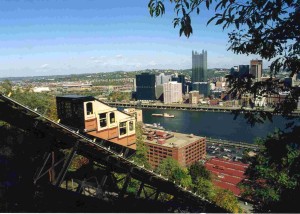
[136,73,156,101]
[192,82,210,97]
[144,129,206,168]
[189,91,200,104]
[163,81,183,104]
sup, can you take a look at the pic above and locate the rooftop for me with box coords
[144,129,205,148]
[205,157,249,196]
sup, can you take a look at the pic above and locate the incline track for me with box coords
[0,94,226,212]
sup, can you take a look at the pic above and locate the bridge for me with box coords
[105,101,300,116]
[0,94,227,212]
[106,101,239,112]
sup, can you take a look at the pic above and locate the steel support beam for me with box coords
[136,182,144,198]
[118,173,131,198]
[54,141,79,187]
[34,152,51,184]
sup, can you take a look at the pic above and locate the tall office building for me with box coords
[238,65,250,78]
[136,73,156,101]
[163,81,182,104]
[172,74,187,94]
[250,60,263,82]
[192,82,210,97]
[133,78,136,91]
[192,50,207,82]
[156,73,172,85]
[178,74,187,94]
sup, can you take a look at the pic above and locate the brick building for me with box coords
[144,129,206,168]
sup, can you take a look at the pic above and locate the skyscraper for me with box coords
[238,65,250,78]
[172,74,187,94]
[163,82,182,104]
[136,73,156,101]
[192,82,210,97]
[192,50,207,82]
[156,73,172,85]
[250,60,263,82]
[178,74,187,94]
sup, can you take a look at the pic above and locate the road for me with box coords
[105,101,300,115]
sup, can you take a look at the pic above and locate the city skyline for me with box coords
[0,0,269,78]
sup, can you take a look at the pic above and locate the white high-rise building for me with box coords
[163,82,182,104]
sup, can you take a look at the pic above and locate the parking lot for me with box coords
[206,142,251,162]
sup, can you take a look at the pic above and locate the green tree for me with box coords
[155,157,192,188]
[131,122,151,169]
[10,90,57,120]
[240,130,300,212]
[212,188,243,213]
[0,79,13,94]
[108,91,131,102]
[193,177,215,200]
[188,161,211,182]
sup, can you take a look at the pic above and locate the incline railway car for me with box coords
[56,95,136,150]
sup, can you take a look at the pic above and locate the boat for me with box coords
[144,123,165,130]
[152,113,163,117]
[151,113,175,118]
[163,113,175,118]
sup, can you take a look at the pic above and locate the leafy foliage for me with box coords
[0,82,58,120]
[189,161,211,182]
[212,188,243,213]
[155,158,242,211]
[155,157,192,188]
[108,91,131,102]
[193,177,215,199]
[131,122,151,169]
[240,128,300,212]
[0,80,13,94]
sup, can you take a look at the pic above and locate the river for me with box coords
[142,108,298,144]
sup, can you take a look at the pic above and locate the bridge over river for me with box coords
[105,101,300,116]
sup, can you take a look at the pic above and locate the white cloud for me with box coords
[148,60,157,66]
[40,64,49,69]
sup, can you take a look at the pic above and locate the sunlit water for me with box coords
[142,109,298,144]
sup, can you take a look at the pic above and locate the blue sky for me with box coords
[0,0,266,77]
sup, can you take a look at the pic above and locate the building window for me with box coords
[86,102,93,115]
[64,102,72,118]
[99,113,107,128]
[110,112,115,124]
[129,121,134,131]
[119,122,127,136]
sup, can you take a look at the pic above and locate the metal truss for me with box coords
[0,94,227,213]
